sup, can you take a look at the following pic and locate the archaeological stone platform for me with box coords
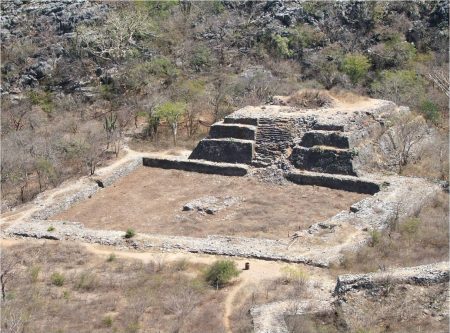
[146,96,400,193]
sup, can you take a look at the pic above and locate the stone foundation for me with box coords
[286,170,379,194]
[143,156,248,176]
[209,122,256,140]
[189,138,255,164]
[290,146,356,175]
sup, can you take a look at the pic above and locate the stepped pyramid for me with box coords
[189,92,398,180]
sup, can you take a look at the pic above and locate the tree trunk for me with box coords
[172,123,178,146]
[1,274,6,300]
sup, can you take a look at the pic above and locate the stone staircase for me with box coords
[189,116,294,167]
[253,117,292,167]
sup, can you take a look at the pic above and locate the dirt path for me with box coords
[0,147,140,226]
[0,238,326,333]
[0,146,191,228]
[86,243,288,333]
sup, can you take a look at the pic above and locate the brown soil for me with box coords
[54,167,368,239]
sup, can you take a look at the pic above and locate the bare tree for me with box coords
[3,99,31,132]
[76,6,154,62]
[0,249,21,301]
[209,76,232,122]
[384,113,429,173]
[77,121,106,176]
[163,283,201,333]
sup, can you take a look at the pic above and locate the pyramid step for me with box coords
[290,146,356,176]
[301,130,350,149]
[209,122,257,140]
[286,170,379,194]
[224,117,258,126]
[189,138,254,164]
[312,123,345,131]
[143,156,248,176]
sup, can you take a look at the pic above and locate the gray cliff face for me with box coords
[1,0,109,94]
[2,0,448,96]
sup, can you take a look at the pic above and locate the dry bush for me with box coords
[336,191,449,273]
[1,242,226,333]
[286,282,448,333]
[230,275,313,333]
[340,283,449,333]
[281,90,337,109]
[285,311,344,333]
[401,127,449,180]
[329,88,370,104]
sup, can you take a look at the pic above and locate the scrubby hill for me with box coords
[1,0,448,208]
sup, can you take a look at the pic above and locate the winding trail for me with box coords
[0,238,317,333]
[87,243,291,333]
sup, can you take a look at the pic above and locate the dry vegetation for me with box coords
[281,89,337,108]
[2,1,448,210]
[335,191,449,274]
[286,282,449,333]
[0,242,227,333]
[230,266,327,333]
[53,167,367,239]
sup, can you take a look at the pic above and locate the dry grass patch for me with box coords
[286,282,448,333]
[230,266,318,333]
[280,89,337,109]
[335,191,449,273]
[53,167,367,239]
[0,242,227,333]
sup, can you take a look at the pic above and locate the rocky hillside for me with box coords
[1,0,448,208]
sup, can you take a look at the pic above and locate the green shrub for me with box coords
[124,228,136,239]
[63,290,70,300]
[211,0,225,14]
[47,226,55,232]
[154,101,187,145]
[173,258,189,271]
[190,46,212,71]
[106,253,116,262]
[288,24,326,56]
[419,100,440,124]
[148,57,179,79]
[102,315,113,327]
[143,0,177,18]
[51,272,65,287]
[205,260,240,288]
[370,35,416,69]
[28,91,54,114]
[76,272,97,291]
[400,218,421,238]
[272,34,293,58]
[29,265,41,283]
[281,266,309,284]
[341,53,371,84]
[371,70,425,107]
[369,229,381,247]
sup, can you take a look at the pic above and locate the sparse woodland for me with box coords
[1,1,448,208]
[0,2,449,332]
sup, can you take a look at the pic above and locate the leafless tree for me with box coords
[384,113,429,173]
[209,76,232,122]
[0,249,21,301]
[77,121,106,176]
[76,6,154,62]
[163,283,201,333]
[3,99,31,132]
